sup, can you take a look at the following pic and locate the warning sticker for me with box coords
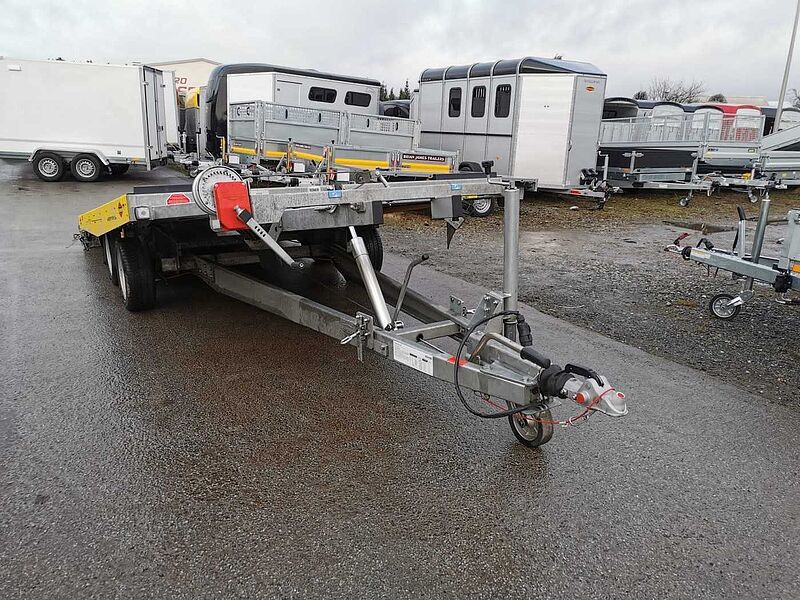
[393,341,434,376]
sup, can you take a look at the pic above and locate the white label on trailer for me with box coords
[393,341,434,376]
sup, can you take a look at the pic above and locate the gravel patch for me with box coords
[382,190,800,405]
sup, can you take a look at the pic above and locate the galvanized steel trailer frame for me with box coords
[79,173,627,447]
[669,185,800,319]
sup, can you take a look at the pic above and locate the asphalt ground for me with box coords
[0,161,798,599]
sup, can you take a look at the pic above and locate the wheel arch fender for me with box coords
[28,148,111,165]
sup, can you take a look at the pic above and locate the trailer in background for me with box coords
[668,184,799,319]
[204,63,384,158]
[761,106,800,136]
[416,56,610,201]
[0,57,172,182]
[603,97,640,120]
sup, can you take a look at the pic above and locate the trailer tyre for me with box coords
[459,163,497,218]
[359,226,384,272]
[70,154,102,182]
[115,239,156,312]
[508,409,554,448]
[466,197,497,217]
[33,152,66,182]
[102,234,119,285]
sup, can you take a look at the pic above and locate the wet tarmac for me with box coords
[1,160,798,598]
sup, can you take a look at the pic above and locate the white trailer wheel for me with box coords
[32,152,66,182]
[38,158,60,177]
[70,154,102,182]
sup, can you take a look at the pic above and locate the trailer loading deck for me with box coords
[77,169,628,448]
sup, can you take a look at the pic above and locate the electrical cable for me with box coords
[453,310,546,419]
[453,311,615,422]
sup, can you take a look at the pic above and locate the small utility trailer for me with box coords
[77,168,628,447]
[224,99,457,177]
[0,57,176,182]
[667,182,799,319]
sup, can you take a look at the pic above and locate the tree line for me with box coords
[380,79,411,102]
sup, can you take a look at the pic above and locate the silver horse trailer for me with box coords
[417,57,607,192]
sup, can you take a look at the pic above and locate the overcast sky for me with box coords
[1,0,798,99]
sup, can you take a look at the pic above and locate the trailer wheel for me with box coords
[33,152,66,182]
[109,164,130,176]
[508,410,554,448]
[709,293,741,320]
[115,239,155,312]
[467,197,497,217]
[102,234,119,285]
[70,154,102,182]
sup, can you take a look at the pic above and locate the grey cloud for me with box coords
[0,0,797,99]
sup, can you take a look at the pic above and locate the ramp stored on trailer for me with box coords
[0,57,174,182]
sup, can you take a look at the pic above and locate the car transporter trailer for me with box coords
[77,167,628,448]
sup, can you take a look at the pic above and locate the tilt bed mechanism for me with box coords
[78,167,628,448]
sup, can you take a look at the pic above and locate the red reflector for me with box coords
[167,193,190,205]
[574,392,587,405]
[568,189,582,195]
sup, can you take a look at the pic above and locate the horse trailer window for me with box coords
[308,87,337,103]
[345,91,371,107]
[494,84,512,118]
[471,86,486,118]
[448,87,462,117]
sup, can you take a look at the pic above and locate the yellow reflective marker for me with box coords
[78,194,130,237]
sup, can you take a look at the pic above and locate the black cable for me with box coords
[453,310,546,419]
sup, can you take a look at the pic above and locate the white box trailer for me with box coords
[418,56,607,190]
[0,57,170,182]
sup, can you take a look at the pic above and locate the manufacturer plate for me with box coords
[393,341,434,376]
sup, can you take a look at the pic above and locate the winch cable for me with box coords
[453,310,615,423]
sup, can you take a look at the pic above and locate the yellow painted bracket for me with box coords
[78,194,130,237]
